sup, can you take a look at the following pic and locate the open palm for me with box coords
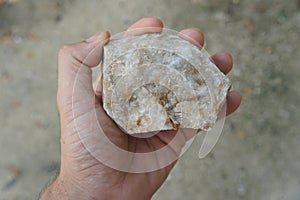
[43,18,241,200]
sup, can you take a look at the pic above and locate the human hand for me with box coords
[40,18,241,200]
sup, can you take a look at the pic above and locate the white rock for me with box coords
[102,33,231,134]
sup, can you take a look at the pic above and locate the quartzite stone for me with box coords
[102,33,231,134]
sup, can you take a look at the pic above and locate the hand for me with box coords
[40,18,241,200]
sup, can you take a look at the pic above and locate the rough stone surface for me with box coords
[1,0,300,199]
[102,33,231,134]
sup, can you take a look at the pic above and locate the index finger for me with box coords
[124,18,164,37]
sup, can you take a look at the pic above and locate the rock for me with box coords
[102,32,231,134]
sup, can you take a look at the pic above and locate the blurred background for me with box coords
[0,0,299,199]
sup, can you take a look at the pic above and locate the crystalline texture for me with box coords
[102,33,231,134]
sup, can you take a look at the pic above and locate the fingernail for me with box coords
[86,32,104,43]
[86,32,110,45]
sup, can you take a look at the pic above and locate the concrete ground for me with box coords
[0,0,299,199]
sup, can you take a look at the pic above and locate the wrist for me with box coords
[41,173,118,200]
[40,174,93,200]
[40,175,69,200]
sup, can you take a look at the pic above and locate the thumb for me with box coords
[57,32,110,114]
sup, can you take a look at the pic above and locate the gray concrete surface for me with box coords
[0,0,299,199]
